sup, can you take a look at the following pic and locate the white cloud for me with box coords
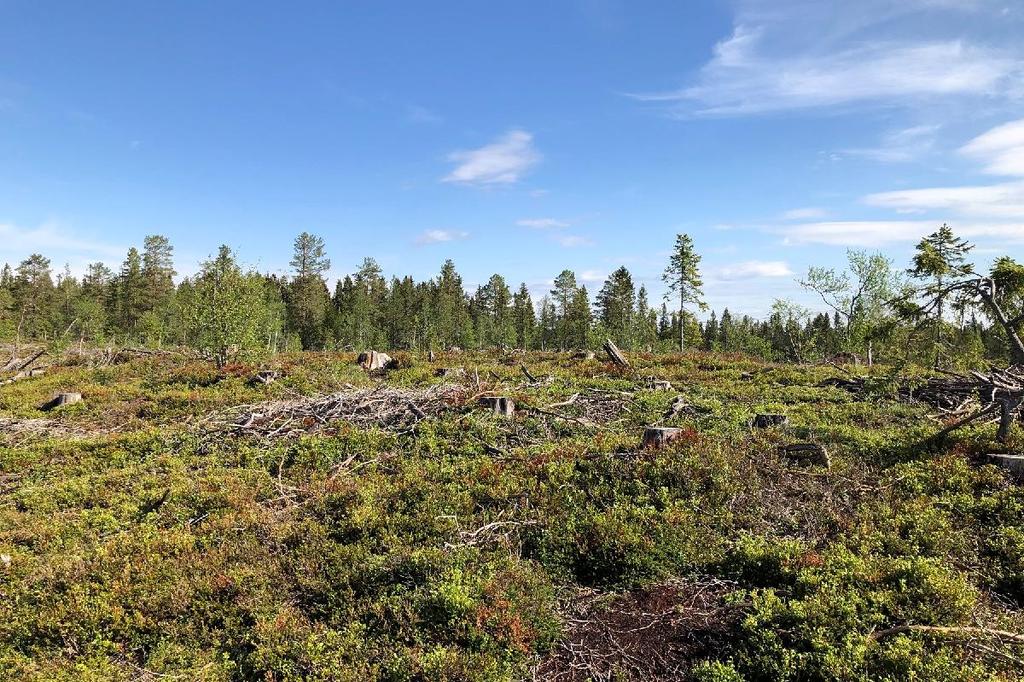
[554,234,593,248]
[517,217,569,229]
[442,129,540,186]
[960,118,1024,175]
[863,181,1024,218]
[579,269,607,283]
[781,207,827,220]
[716,260,794,280]
[415,229,469,245]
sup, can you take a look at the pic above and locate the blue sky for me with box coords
[2,0,1023,315]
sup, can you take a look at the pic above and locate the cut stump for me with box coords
[479,396,515,418]
[642,426,684,449]
[779,443,830,467]
[356,351,394,371]
[753,413,788,429]
[42,392,82,411]
[987,454,1024,479]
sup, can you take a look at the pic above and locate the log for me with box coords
[435,367,465,378]
[603,339,629,368]
[41,392,82,411]
[753,413,788,429]
[644,377,673,390]
[642,426,684,449]
[571,350,595,361]
[356,350,393,371]
[779,442,830,467]
[479,396,515,418]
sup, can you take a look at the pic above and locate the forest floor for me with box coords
[1,349,1023,681]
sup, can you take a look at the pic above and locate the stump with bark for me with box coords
[779,442,830,467]
[753,413,788,429]
[986,453,1024,479]
[42,392,82,411]
[479,396,515,418]
[248,370,279,387]
[642,426,684,449]
[356,351,394,371]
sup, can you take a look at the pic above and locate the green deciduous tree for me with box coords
[182,246,278,367]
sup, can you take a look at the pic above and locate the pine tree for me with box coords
[662,233,706,351]
[287,232,331,349]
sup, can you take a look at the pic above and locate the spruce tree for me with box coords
[662,233,706,352]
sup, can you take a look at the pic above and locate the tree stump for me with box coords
[642,426,684,449]
[644,377,673,390]
[356,350,393,370]
[986,454,1024,479]
[779,443,830,467]
[662,396,691,420]
[479,396,515,418]
[42,392,82,411]
[753,413,788,429]
[427,350,436,362]
[248,370,279,386]
[603,339,629,368]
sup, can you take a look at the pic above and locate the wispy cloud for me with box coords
[415,229,469,245]
[406,104,443,125]
[780,220,936,246]
[864,181,1024,218]
[0,221,125,261]
[554,234,593,248]
[960,117,1024,175]
[628,1,1024,116]
[442,129,540,186]
[842,124,941,163]
[716,260,794,279]
[517,217,570,229]
[780,219,1024,247]
[781,207,827,220]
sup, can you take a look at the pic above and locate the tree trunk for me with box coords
[978,281,1024,366]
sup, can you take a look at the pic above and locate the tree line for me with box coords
[2,225,1022,367]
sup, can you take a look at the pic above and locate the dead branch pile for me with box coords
[0,417,107,445]
[204,383,470,438]
[823,366,1024,442]
[534,578,740,681]
[819,368,1024,411]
